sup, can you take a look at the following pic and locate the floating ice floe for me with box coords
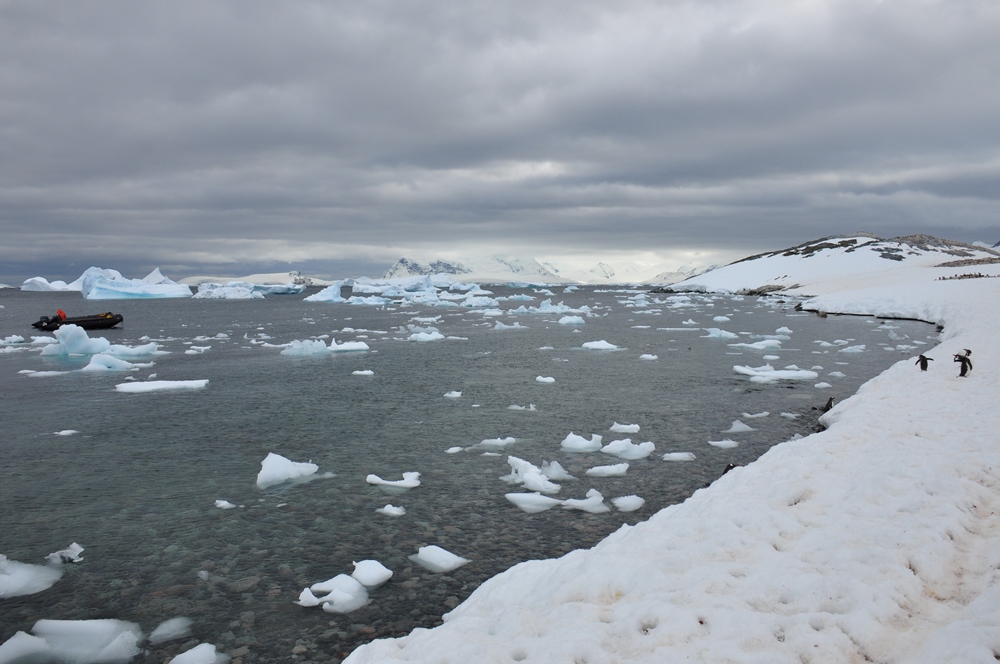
[611,495,645,512]
[535,376,555,383]
[662,452,696,461]
[741,411,769,419]
[732,364,819,383]
[701,328,738,339]
[501,457,561,494]
[609,422,640,433]
[40,325,162,358]
[539,460,575,481]
[168,642,229,664]
[193,282,265,300]
[713,316,731,322]
[815,382,833,389]
[493,321,527,330]
[0,551,69,598]
[561,432,603,452]
[443,390,462,398]
[352,560,393,588]
[505,492,564,513]
[445,446,464,454]
[376,505,406,517]
[302,574,371,614]
[54,430,79,436]
[149,617,194,645]
[639,354,658,360]
[214,500,237,510]
[728,339,782,350]
[367,472,421,494]
[475,436,517,450]
[352,369,374,376]
[581,340,619,350]
[724,420,755,433]
[115,380,209,393]
[558,316,585,325]
[586,463,629,477]
[561,489,610,513]
[839,344,866,353]
[601,438,655,460]
[81,354,143,372]
[280,338,370,356]
[256,452,320,489]
[708,439,739,449]
[23,618,144,662]
[408,545,469,573]
[507,403,537,411]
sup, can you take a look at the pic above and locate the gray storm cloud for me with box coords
[1,0,998,282]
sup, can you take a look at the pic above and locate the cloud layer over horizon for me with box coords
[2,0,999,282]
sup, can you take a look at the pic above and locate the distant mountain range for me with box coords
[382,255,718,285]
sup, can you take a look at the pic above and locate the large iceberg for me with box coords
[22,267,192,299]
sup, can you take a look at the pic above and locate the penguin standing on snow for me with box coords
[915,354,933,371]
[954,352,973,377]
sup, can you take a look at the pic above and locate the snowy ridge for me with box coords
[667,234,1000,296]
[346,237,1000,663]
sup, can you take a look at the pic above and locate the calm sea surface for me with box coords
[0,286,936,662]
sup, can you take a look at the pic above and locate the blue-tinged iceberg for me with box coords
[21,267,192,299]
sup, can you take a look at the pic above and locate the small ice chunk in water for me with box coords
[352,369,374,376]
[0,631,50,661]
[535,376,555,383]
[30,619,142,663]
[505,492,564,513]
[609,422,640,433]
[780,412,799,419]
[507,403,537,411]
[0,554,63,598]
[256,452,319,489]
[149,617,194,644]
[313,575,370,614]
[295,587,322,607]
[741,412,769,419]
[558,315,585,325]
[81,354,140,372]
[54,430,79,436]
[443,391,462,398]
[708,439,739,449]
[477,436,516,449]
[724,420,754,433]
[600,439,655,460]
[115,379,209,393]
[352,560,393,588]
[662,452,696,461]
[445,446,464,454]
[408,545,469,573]
[815,382,833,389]
[46,543,84,564]
[586,463,629,477]
[376,505,406,516]
[502,457,561,494]
[611,495,645,512]
[214,500,237,510]
[639,354,658,360]
[560,432,603,452]
[366,472,421,494]
[582,340,618,350]
[539,460,575,481]
[561,489,610,513]
[168,642,229,664]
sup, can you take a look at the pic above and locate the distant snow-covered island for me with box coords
[344,234,1000,663]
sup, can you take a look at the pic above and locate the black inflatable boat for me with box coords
[31,312,124,332]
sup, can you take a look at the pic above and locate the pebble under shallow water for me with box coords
[0,287,937,662]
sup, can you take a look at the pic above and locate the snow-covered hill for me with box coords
[668,233,1000,295]
[346,233,1000,664]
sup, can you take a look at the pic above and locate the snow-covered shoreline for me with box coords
[346,275,1000,662]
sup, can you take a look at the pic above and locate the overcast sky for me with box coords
[2,0,999,283]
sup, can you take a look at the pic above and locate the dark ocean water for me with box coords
[0,286,937,662]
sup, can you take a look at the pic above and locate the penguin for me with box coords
[915,354,933,371]
[953,353,973,377]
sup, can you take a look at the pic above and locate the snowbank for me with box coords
[346,274,1000,663]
